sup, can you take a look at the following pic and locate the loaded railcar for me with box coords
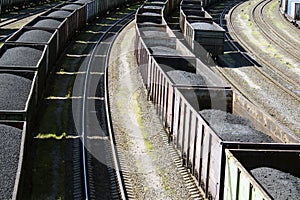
[24,16,68,56]
[5,27,58,73]
[135,0,300,199]
[0,70,38,132]
[1,0,143,199]
[41,8,78,40]
[224,148,300,200]
[54,2,87,30]
[179,0,225,58]
[0,43,47,100]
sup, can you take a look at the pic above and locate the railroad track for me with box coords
[71,11,135,200]
[224,0,300,98]
[251,0,300,61]
[222,0,300,100]
[0,2,60,41]
[208,1,300,136]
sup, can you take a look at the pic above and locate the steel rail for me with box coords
[251,0,300,61]
[81,11,135,200]
[224,1,300,102]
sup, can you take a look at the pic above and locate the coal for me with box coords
[74,0,89,3]
[142,30,168,38]
[140,12,161,16]
[0,47,42,66]
[251,167,300,200]
[32,19,61,28]
[46,10,71,18]
[150,46,180,56]
[0,73,32,110]
[167,70,206,85]
[61,4,81,10]
[199,109,274,142]
[16,30,52,43]
[143,5,163,9]
[0,124,22,199]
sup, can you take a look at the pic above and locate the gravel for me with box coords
[46,10,71,18]
[0,73,32,110]
[61,4,81,10]
[16,30,53,43]
[199,109,274,142]
[32,19,61,29]
[0,124,23,200]
[167,70,206,85]
[251,167,300,200]
[0,47,42,66]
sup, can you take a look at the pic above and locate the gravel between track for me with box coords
[108,21,203,199]
[223,0,300,137]
[0,124,23,200]
[251,167,300,200]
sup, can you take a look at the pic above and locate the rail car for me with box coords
[280,0,300,27]
[135,0,300,199]
[0,0,136,198]
[179,0,225,58]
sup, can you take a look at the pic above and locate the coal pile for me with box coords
[46,10,71,18]
[140,12,161,16]
[199,109,274,142]
[167,70,206,85]
[143,5,163,9]
[0,73,32,110]
[61,4,81,10]
[251,167,300,200]
[32,19,61,28]
[0,124,22,199]
[0,47,42,66]
[74,0,89,3]
[150,46,180,56]
[16,30,52,43]
[142,30,168,38]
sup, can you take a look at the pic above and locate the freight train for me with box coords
[0,0,135,199]
[135,0,300,199]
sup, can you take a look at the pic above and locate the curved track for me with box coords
[210,0,300,136]
[72,12,135,199]
[251,0,300,61]
[225,1,300,100]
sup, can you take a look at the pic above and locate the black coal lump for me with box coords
[251,167,300,200]
[32,19,61,28]
[16,30,52,43]
[199,109,274,143]
[61,4,81,10]
[0,124,22,200]
[46,10,71,17]
[0,73,32,110]
[0,47,42,66]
